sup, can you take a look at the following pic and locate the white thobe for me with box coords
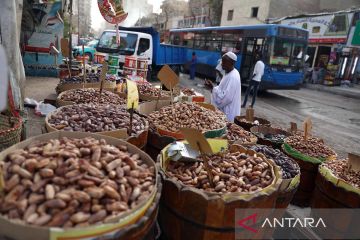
[211,68,241,122]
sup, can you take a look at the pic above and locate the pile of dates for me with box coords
[226,122,255,144]
[182,88,196,96]
[59,89,125,105]
[166,150,274,193]
[251,145,299,179]
[0,137,155,228]
[138,84,170,97]
[56,74,115,94]
[285,135,336,159]
[148,102,226,133]
[48,104,146,135]
[323,160,360,189]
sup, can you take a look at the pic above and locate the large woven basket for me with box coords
[0,114,22,151]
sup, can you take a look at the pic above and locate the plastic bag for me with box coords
[35,102,56,116]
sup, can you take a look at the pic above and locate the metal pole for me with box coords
[69,0,73,68]
[78,0,80,45]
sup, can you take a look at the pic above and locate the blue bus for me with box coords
[169,24,309,89]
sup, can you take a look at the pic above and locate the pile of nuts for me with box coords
[60,89,125,105]
[285,135,336,159]
[148,102,226,133]
[323,160,360,189]
[251,145,299,179]
[48,104,146,135]
[226,122,255,143]
[166,151,274,193]
[138,84,170,97]
[182,88,196,96]
[0,137,155,228]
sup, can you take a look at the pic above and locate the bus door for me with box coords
[240,38,265,83]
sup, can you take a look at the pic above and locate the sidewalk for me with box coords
[303,83,360,99]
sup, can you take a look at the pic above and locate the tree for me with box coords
[208,0,223,26]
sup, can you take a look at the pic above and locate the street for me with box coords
[178,74,360,158]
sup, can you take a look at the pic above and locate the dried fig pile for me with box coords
[60,89,125,105]
[285,135,336,159]
[323,160,360,189]
[251,145,299,179]
[48,104,146,135]
[226,122,256,143]
[148,102,226,133]
[0,137,155,228]
[166,151,274,193]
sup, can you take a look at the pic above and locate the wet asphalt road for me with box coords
[179,73,360,158]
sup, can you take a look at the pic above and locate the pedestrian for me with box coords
[215,59,225,85]
[205,52,241,122]
[241,53,265,108]
[190,52,197,80]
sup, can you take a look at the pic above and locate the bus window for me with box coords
[270,39,293,65]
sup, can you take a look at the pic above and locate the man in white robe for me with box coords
[205,52,241,122]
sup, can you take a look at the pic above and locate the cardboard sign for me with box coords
[303,117,312,141]
[126,79,139,110]
[181,128,213,154]
[290,122,298,133]
[157,65,179,91]
[246,108,255,122]
[197,102,216,111]
[60,38,70,58]
[348,153,360,172]
[99,62,108,95]
[0,46,8,112]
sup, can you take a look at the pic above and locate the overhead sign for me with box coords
[98,0,128,24]
[281,12,354,44]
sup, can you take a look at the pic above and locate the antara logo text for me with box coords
[237,213,326,233]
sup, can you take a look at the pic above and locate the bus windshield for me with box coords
[97,31,138,55]
[269,38,306,67]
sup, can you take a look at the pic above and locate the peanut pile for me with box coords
[226,122,255,143]
[181,88,196,96]
[60,89,125,105]
[323,160,360,189]
[286,135,336,159]
[251,145,299,179]
[0,137,155,228]
[48,104,146,135]
[148,102,226,133]
[166,151,274,193]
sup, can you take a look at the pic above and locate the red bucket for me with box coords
[125,56,137,68]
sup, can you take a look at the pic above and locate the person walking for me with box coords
[190,52,197,80]
[205,52,241,122]
[241,53,265,108]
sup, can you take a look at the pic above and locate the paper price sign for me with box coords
[126,79,139,110]
[157,65,179,91]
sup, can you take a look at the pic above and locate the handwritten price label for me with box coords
[126,79,139,110]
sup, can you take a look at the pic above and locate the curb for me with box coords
[302,84,360,99]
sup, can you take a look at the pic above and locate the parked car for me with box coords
[73,40,98,61]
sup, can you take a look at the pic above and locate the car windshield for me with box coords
[87,40,98,47]
[97,31,138,55]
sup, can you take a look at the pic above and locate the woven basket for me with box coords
[0,114,22,151]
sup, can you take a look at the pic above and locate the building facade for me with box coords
[221,0,360,26]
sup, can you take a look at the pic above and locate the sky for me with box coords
[91,0,164,31]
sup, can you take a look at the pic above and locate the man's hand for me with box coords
[204,79,214,90]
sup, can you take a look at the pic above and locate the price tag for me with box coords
[303,117,312,141]
[60,38,70,58]
[208,139,228,154]
[290,122,298,134]
[348,153,360,172]
[246,108,254,122]
[99,62,108,95]
[157,65,179,91]
[126,79,139,110]
[181,128,213,154]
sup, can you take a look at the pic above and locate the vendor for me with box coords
[205,52,241,122]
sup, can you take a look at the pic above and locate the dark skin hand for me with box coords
[205,55,235,91]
